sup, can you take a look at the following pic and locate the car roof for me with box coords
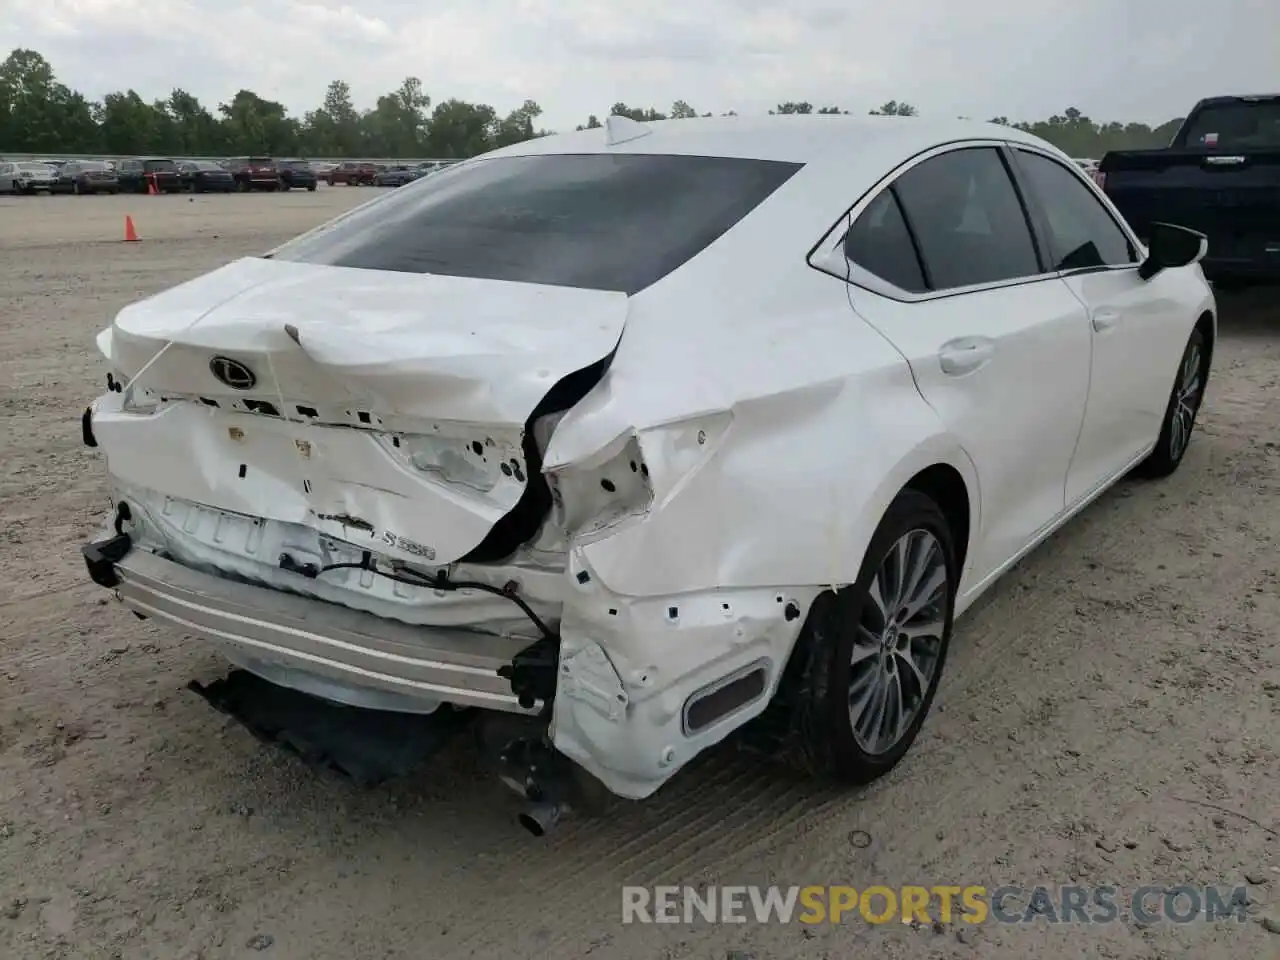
[486,114,1055,166]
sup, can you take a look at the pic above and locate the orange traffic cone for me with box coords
[147,175,158,196]
[124,216,139,242]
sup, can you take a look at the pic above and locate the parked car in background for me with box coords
[80,116,1215,831]
[1098,92,1280,286]
[226,157,281,192]
[326,161,377,186]
[277,159,318,191]
[178,160,235,193]
[118,158,183,193]
[54,160,119,195]
[0,162,25,192]
[2,161,59,193]
[373,165,421,187]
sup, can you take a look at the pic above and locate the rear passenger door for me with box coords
[836,144,1093,588]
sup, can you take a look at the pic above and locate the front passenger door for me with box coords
[1008,148,1192,503]
[840,145,1093,589]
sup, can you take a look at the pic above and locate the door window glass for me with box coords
[893,147,1042,290]
[1015,150,1136,270]
[843,189,927,292]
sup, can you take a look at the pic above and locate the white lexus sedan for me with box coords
[80,115,1213,832]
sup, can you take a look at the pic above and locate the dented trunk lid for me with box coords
[94,256,628,565]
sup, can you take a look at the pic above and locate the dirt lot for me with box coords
[1,190,1278,960]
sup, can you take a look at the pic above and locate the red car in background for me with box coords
[326,161,377,186]
[226,157,282,191]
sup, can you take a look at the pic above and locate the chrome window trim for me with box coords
[809,139,1064,303]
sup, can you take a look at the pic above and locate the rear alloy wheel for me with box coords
[847,528,948,756]
[1134,327,1207,479]
[756,488,956,783]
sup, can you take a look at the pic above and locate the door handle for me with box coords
[938,337,995,375]
[1092,309,1121,332]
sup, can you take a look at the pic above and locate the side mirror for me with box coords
[1138,222,1208,281]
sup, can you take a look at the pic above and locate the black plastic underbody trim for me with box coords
[81,533,133,589]
[188,671,472,786]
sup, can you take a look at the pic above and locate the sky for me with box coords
[3,0,1277,132]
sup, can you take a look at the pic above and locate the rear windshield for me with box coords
[17,163,52,173]
[270,153,802,294]
[144,160,178,172]
[80,161,108,171]
[248,157,276,166]
[193,161,223,170]
[280,160,311,170]
[1179,99,1280,149]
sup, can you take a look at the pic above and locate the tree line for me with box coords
[1,48,1184,161]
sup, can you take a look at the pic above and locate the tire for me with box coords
[73,182,81,195]
[236,179,247,193]
[307,184,316,192]
[750,488,957,784]
[1132,326,1208,479]
[279,180,290,192]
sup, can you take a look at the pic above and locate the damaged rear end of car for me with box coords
[81,143,813,830]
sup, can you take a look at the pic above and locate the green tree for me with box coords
[364,77,431,156]
[491,99,543,148]
[870,100,918,116]
[0,46,1195,161]
[218,90,297,154]
[425,99,497,158]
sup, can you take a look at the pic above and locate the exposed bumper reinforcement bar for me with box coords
[90,540,539,714]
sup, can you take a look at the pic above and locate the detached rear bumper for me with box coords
[81,528,536,715]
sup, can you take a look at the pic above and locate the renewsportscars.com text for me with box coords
[621,884,1250,925]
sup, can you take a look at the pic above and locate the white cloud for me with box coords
[1,0,1275,130]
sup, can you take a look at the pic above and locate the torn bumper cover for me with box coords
[82,517,812,798]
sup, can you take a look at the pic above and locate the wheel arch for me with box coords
[903,462,973,577]
[1194,309,1215,380]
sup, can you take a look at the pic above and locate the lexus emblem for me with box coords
[209,356,256,390]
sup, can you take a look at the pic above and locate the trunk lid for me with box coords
[96,256,628,565]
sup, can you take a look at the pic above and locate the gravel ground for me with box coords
[1,190,1278,960]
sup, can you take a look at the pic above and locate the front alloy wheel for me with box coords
[1135,326,1208,479]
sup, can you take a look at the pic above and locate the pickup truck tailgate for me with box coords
[1104,149,1280,255]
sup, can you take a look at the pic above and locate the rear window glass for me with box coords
[280,160,310,170]
[1179,100,1280,149]
[248,157,275,166]
[144,160,177,172]
[18,163,51,172]
[193,161,222,170]
[270,153,802,294]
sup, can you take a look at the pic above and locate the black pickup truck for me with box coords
[1098,94,1280,285]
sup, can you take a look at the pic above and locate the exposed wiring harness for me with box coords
[279,549,558,643]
